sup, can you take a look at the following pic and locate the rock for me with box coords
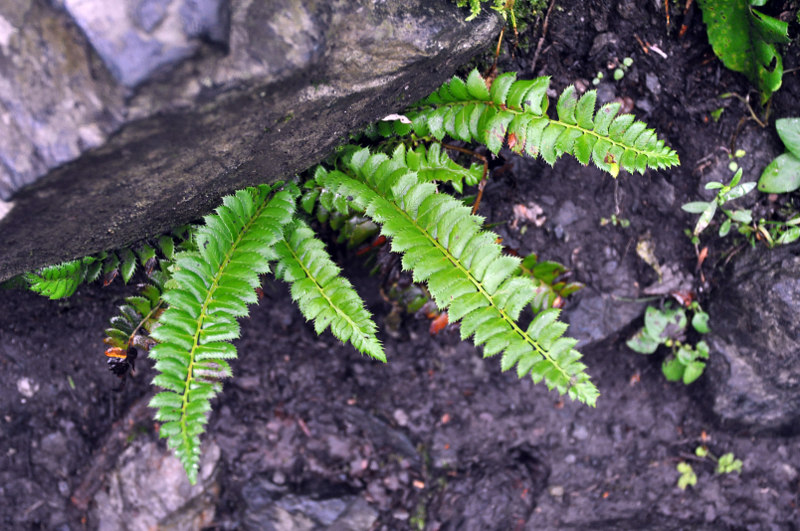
[645,72,662,96]
[703,246,800,432]
[241,476,374,531]
[0,1,501,281]
[427,446,545,529]
[91,438,221,530]
[565,287,646,347]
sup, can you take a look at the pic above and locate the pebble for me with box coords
[17,377,39,398]
[645,73,662,95]
[393,409,409,427]
[572,424,589,441]
[548,485,565,497]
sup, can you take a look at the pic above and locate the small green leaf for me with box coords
[758,153,800,194]
[661,357,685,382]
[119,248,137,283]
[677,462,697,490]
[727,209,752,224]
[466,69,491,101]
[694,201,718,236]
[776,118,800,159]
[682,360,705,384]
[719,217,732,237]
[682,201,711,214]
[692,311,711,334]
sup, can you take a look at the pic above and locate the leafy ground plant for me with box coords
[626,303,710,385]
[21,68,679,483]
[697,0,790,103]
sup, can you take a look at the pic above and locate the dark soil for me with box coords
[2,0,800,529]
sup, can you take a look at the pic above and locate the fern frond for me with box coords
[391,144,483,194]
[148,183,297,483]
[273,219,385,362]
[25,258,93,299]
[104,270,168,351]
[314,148,599,406]
[395,69,678,177]
[517,253,583,313]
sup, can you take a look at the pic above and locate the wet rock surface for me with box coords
[705,246,800,432]
[0,0,501,280]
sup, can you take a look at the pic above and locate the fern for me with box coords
[385,70,679,177]
[392,143,483,193]
[24,229,191,298]
[148,183,297,483]
[19,67,684,484]
[273,219,384,361]
[25,258,93,299]
[104,270,168,353]
[516,253,583,313]
[313,148,599,405]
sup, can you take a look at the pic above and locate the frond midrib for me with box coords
[177,192,272,452]
[359,175,573,385]
[409,99,676,160]
[276,236,377,351]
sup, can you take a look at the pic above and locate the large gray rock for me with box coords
[0,0,501,281]
[704,246,800,432]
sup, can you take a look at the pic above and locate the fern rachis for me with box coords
[149,184,298,482]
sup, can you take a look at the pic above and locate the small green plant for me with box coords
[758,117,800,194]
[676,462,697,490]
[682,167,800,247]
[696,445,744,475]
[599,213,630,228]
[626,303,710,385]
[697,0,790,104]
[682,168,755,242]
[676,445,743,490]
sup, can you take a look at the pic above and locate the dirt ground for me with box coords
[2,0,800,529]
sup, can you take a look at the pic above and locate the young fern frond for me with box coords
[313,148,599,406]
[385,69,679,177]
[273,219,385,361]
[148,183,297,484]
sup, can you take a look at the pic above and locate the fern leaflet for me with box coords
[390,69,679,177]
[274,219,385,361]
[25,258,93,299]
[148,183,297,483]
[314,148,599,406]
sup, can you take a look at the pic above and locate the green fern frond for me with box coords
[104,270,168,351]
[148,183,297,483]
[314,148,599,406]
[391,143,483,194]
[394,69,678,177]
[273,219,385,362]
[517,253,583,313]
[25,258,93,299]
